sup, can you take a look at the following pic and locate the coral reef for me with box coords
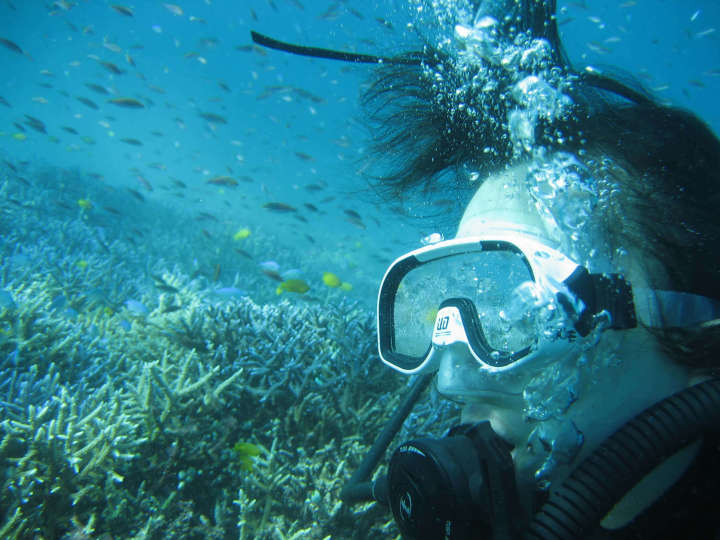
[0,161,459,539]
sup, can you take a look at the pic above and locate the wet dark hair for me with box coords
[360,45,720,372]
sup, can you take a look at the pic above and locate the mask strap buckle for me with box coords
[559,267,637,336]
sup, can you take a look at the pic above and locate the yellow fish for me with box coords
[77,198,93,210]
[233,227,251,241]
[322,272,341,288]
[12,133,26,141]
[276,279,310,294]
[340,282,353,292]
[76,260,89,270]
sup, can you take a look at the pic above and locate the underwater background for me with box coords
[0,0,718,538]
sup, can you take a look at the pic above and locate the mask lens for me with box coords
[392,247,536,361]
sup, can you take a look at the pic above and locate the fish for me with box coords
[0,96,10,107]
[263,202,297,213]
[163,3,184,15]
[276,278,310,294]
[128,188,145,201]
[198,111,227,124]
[151,274,179,293]
[212,287,247,298]
[84,83,109,94]
[0,37,23,55]
[340,282,352,292]
[234,248,253,259]
[124,299,149,315]
[304,203,319,212]
[304,183,325,192]
[375,17,394,30]
[76,96,99,109]
[207,176,238,187]
[120,137,143,146]
[295,151,314,161]
[107,97,144,108]
[233,228,251,240]
[322,272,341,288]
[695,28,716,38]
[196,212,218,222]
[136,175,153,191]
[110,4,133,16]
[77,198,93,209]
[0,289,17,311]
[98,60,125,74]
[23,115,46,133]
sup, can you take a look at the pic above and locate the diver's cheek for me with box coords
[435,346,527,399]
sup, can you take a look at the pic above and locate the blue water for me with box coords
[0,1,718,537]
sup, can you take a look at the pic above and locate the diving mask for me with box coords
[377,233,638,375]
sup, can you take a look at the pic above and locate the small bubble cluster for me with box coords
[413,0,576,163]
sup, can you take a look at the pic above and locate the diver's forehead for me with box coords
[456,163,557,242]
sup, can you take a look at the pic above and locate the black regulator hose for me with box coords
[340,372,434,505]
[526,378,720,539]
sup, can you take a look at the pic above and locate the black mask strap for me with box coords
[250,31,422,66]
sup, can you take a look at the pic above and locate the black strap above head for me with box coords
[559,266,637,336]
[250,31,422,66]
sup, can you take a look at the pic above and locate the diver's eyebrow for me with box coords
[250,30,422,66]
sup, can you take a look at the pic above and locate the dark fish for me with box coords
[0,37,23,55]
[234,248,253,260]
[375,17,394,30]
[207,176,238,187]
[344,209,362,220]
[136,175,153,191]
[128,188,145,201]
[84,82,109,95]
[304,183,324,192]
[238,175,254,183]
[305,234,315,244]
[197,211,219,222]
[151,274,179,293]
[170,177,187,188]
[13,122,25,132]
[107,97,144,108]
[98,60,125,74]
[218,81,231,92]
[304,203,319,212]
[76,96,99,109]
[198,111,227,124]
[261,268,284,281]
[23,115,46,133]
[0,96,10,107]
[102,205,121,215]
[295,152,313,161]
[294,214,308,223]
[120,137,143,146]
[263,202,297,213]
[110,4,133,16]
[292,87,324,104]
[347,7,364,19]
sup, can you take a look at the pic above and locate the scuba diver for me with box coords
[251,0,720,537]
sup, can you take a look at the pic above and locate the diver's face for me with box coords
[439,160,691,494]
[432,164,556,442]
